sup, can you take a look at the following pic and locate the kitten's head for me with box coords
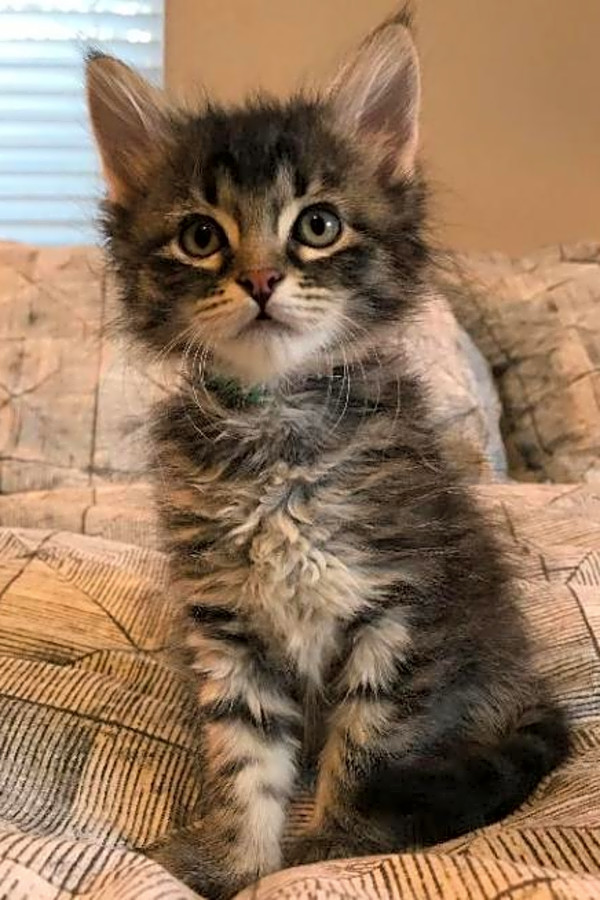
[87,13,427,384]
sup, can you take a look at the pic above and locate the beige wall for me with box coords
[165,0,600,254]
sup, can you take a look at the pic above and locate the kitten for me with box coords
[86,11,569,900]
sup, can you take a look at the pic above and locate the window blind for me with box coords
[0,0,163,245]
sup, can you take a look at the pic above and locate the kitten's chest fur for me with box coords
[177,455,371,684]
[234,466,372,680]
[155,390,394,686]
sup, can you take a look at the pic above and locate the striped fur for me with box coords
[147,369,569,895]
[87,12,569,900]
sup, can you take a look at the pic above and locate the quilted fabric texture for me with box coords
[445,243,600,484]
[0,484,598,899]
[0,242,164,496]
[0,241,506,506]
[0,240,599,899]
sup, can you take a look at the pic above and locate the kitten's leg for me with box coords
[290,606,409,862]
[289,605,569,865]
[152,606,300,899]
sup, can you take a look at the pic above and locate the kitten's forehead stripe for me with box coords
[179,102,340,204]
[203,170,218,208]
[293,170,309,199]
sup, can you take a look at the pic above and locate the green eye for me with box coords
[293,205,342,249]
[178,216,226,259]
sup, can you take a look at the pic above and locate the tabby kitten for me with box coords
[86,12,569,900]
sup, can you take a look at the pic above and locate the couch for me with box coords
[0,241,598,899]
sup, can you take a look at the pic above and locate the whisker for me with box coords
[196,301,239,323]
[180,338,214,442]
[148,323,194,368]
[195,297,233,314]
[287,298,332,312]
[324,344,351,439]
[197,342,226,419]
[334,313,385,411]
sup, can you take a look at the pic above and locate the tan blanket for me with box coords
[0,483,598,899]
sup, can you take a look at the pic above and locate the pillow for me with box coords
[399,289,507,480]
[444,243,600,484]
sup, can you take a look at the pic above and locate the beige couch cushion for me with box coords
[445,243,600,483]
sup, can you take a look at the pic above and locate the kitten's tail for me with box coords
[357,701,570,846]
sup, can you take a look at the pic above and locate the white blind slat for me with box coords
[0,197,96,222]
[0,13,161,41]
[2,223,95,244]
[0,94,88,119]
[0,122,96,146]
[0,40,161,65]
[0,147,97,173]
[3,3,162,12]
[0,64,158,92]
[0,172,98,197]
[0,0,163,245]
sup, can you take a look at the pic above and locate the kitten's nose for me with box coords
[237,268,284,310]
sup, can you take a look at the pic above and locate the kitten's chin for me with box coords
[213,327,331,384]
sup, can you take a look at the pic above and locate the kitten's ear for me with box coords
[328,13,421,179]
[86,53,170,204]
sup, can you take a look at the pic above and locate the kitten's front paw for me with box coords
[286,830,357,867]
[147,831,247,900]
[286,813,397,868]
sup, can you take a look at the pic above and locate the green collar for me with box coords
[204,374,268,410]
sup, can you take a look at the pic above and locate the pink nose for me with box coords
[237,268,284,310]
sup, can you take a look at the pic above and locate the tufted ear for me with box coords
[329,13,421,180]
[86,53,170,204]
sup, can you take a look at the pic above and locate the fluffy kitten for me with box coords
[86,12,569,900]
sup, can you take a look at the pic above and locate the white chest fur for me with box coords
[186,463,374,686]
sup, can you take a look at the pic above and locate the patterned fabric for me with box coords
[445,242,600,484]
[0,240,599,898]
[0,242,164,496]
[0,484,598,899]
[0,241,506,504]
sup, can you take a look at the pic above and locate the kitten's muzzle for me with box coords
[237,268,284,318]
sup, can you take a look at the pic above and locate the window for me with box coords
[0,1,163,245]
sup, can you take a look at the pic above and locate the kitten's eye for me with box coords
[293,205,342,249]
[178,216,226,259]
